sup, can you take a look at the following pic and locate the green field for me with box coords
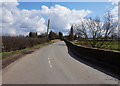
[71,39,120,51]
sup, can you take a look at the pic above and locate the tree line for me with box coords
[28,31,63,41]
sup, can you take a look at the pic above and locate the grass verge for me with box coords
[2,41,54,59]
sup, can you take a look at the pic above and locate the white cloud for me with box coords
[1,2,92,36]
[108,0,119,4]
[107,0,119,34]
[1,2,47,36]
[107,0,119,23]
[41,5,92,31]
[110,6,118,22]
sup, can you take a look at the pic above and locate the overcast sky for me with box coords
[0,0,119,36]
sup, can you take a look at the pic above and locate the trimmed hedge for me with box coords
[64,40,120,67]
[2,36,49,52]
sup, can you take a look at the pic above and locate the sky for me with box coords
[17,2,116,19]
[0,0,119,36]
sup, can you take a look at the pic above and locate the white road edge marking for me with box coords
[48,57,52,68]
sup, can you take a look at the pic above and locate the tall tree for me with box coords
[74,34,77,40]
[59,32,63,40]
[69,25,74,41]
[48,30,57,40]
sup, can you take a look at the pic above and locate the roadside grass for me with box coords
[2,41,54,59]
[71,40,120,51]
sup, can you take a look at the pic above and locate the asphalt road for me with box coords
[2,41,119,84]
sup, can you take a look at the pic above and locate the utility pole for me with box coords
[46,0,51,39]
[46,19,50,39]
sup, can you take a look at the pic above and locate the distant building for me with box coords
[38,34,46,38]
[29,32,37,38]
[29,32,47,38]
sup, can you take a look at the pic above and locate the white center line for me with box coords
[48,57,52,68]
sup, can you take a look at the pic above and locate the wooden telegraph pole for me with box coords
[46,19,50,39]
[46,1,51,39]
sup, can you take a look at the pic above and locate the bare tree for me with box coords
[75,11,118,48]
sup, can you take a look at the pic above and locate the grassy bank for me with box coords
[2,41,54,59]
